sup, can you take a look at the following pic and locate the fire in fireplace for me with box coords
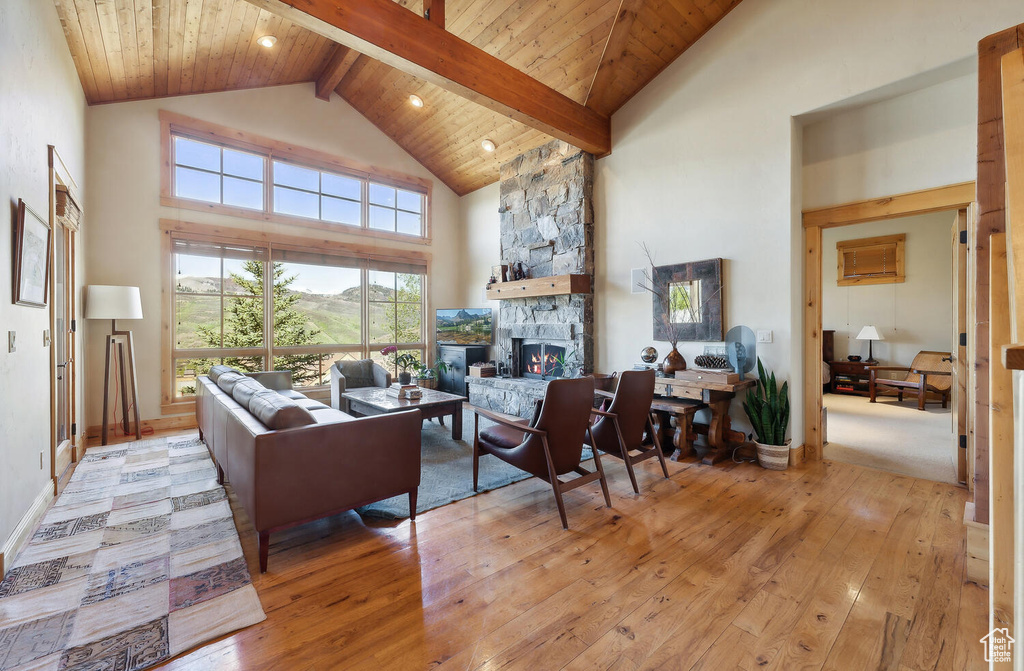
[521,342,566,379]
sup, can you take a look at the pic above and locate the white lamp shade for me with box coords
[85,285,143,320]
[856,325,883,341]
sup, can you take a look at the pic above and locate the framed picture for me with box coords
[13,199,51,308]
[651,257,724,342]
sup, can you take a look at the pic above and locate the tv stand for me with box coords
[438,345,488,396]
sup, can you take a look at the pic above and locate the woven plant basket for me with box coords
[755,439,791,471]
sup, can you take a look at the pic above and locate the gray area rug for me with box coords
[357,407,591,520]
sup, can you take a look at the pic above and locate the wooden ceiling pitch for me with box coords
[52,0,744,195]
[247,0,612,156]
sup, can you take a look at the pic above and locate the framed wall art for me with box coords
[651,257,724,342]
[14,198,51,308]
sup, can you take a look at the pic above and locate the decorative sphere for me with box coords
[640,346,658,364]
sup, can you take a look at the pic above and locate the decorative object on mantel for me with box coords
[742,359,791,470]
[640,346,658,364]
[856,325,884,364]
[13,199,51,308]
[725,325,757,376]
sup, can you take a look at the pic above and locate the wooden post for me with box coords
[989,233,1015,656]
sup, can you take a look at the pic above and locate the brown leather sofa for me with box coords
[196,365,421,572]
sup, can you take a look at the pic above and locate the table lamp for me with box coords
[856,325,884,364]
[85,285,143,445]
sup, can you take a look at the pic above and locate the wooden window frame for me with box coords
[160,219,432,414]
[835,234,905,286]
[160,111,433,245]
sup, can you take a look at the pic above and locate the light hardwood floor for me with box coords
[147,435,985,670]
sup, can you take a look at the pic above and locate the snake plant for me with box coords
[742,358,790,446]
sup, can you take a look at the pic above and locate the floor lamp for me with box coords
[85,285,143,445]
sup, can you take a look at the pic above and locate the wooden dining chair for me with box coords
[472,376,612,529]
[868,350,952,410]
[585,369,670,493]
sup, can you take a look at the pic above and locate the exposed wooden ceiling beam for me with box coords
[245,0,611,155]
[586,0,643,116]
[315,44,358,101]
[423,0,445,30]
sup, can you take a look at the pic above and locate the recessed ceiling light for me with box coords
[409,94,424,108]
[481,139,496,152]
[257,35,277,48]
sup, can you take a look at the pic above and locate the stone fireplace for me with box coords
[468,140,595,417]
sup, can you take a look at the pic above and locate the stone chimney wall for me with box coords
[496,140,595,374]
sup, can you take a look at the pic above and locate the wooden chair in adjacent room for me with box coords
[585,369,670,494]
[868,350,953,411]
[472,376,612,529]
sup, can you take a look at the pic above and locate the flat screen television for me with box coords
[436,308,493,345]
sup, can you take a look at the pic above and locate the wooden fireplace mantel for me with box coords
[485,274,592,300]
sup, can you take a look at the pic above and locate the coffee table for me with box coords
[341,387,468,440]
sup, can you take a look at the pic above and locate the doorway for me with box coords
[49,147,81,494]
[801,183,974,486]
[819,211,959,482]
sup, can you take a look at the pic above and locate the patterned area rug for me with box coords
[0,435,265,671]
[357,407,592,520]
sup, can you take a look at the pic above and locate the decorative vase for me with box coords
[755,439,791,470]
[399,372,412,385]
[663,347,686,376]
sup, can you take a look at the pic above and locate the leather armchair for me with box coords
[331,359,392,412]
[585,369,670,493]
[472,376,612,529]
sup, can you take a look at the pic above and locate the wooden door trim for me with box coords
[801,182,976,461]
[48,146,79,494]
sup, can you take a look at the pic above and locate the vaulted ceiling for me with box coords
[52,0,742,195]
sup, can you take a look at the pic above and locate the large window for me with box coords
[162,112,431,242]
[168,233,427,404]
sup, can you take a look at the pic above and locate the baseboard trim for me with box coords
[963,502,989,586]
[1,480,55,577]
[85,414,197,441]
[790,443,806,465]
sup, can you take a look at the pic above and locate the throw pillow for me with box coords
[338,359,376,389]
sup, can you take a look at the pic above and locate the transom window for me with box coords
[162,113,431,242]
[174,137,265,210]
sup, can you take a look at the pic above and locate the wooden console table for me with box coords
[600,376,755,465]
[659,377,755,464]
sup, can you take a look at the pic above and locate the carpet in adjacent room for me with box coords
[823,392,956,484]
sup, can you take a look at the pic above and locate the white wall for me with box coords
[822,212,954,366]
[459,181,501,320]
[803,70,978,209]
[0,0,86,547]
[462,0,1022,447]
[85,84,461,426]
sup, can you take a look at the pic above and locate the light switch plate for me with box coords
[8,331,15,353]
[756,329,773,344]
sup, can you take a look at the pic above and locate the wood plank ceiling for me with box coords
[52,0,743,195]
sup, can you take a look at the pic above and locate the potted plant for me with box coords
[380,346,421,385]
[742,358,791,470]
[412,360,450,389]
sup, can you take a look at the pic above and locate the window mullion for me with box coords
[265,251,273,373]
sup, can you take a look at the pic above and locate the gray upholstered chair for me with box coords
[330,359,392,412]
